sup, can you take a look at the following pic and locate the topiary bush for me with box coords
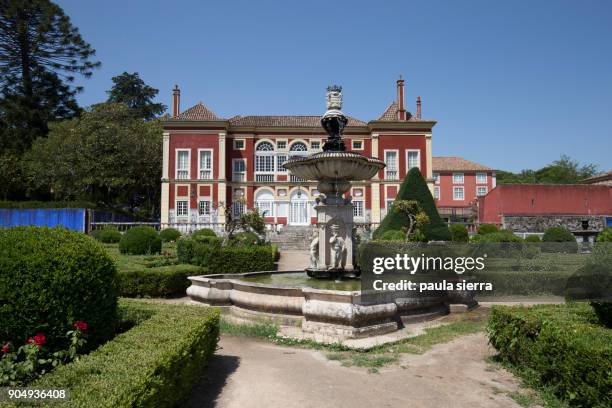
[597,227,612,242]
[95,226,122,243]
[524,235,541,243]
[229,231,264,246]
[0,227,118,349]
[191,228,216,242]
[373,168,450,241]
[449,224,468,242]
[380,230,405,241]
[159,227,181,243]
[542,226,577,253]
[119,226,162,255]
[477,223,498,235]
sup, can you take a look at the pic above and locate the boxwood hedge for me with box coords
[178,238,275,273]
[487,303,612,407]
[0,227,117,349]
[5,300,220,408]
[116,264,203,298]
[119,226,162,255]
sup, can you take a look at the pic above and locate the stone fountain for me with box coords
[283,85,385,278]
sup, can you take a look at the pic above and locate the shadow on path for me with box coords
[182,352,240,408]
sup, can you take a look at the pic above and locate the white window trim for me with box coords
[175,199,189,218]
[384,149,399,180]
[353,200,365,218]
[310,139,322,150]
[197,148,213,180]
[276,139,288,150]
[433,172,440,184]
[233,139,246,150]
[434,186,440,200]
[175,149,191,180]
[232,158,247,182]
[453,172,464,184]
[405,149,421,170]
[476,172,487,184]
[453,186,465,201]
[352,139,364,150]
[197,199,212,216]
[477,186,488,196]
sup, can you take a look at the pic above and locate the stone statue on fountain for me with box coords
[328,224,345,270]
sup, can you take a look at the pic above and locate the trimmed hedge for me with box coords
[373,167,451,241]
[0,227,117,349]
[542,226,578,253]
[178,238,275,273]
[524,235,541,243]
[191,228,217,241]
[116,264,203,298]
[477,223,498,235]
[5,300,220,408]
[380,230,405,241]
[487,303,612,408]
[449,224,468,242]
[95,227,122,243]
[119,226,162,255]
[159,227,181,243]
[597,227,612,242]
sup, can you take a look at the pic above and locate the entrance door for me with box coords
[289,189,309,225]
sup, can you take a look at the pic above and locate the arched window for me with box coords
[255,189,274,217]
[255,141,275,176]
[289,142,308,154]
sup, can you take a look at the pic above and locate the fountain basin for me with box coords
[186,271,449,340]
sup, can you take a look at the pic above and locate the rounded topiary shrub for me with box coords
[191,228,216,242]
[119,226,162,255]
[597,227,612,243]
[449,224,469,242]
[229,231,263,246]
[160,227,181,243]
[524,235,541,243]
[96,227,122,243]
[477,224,498,235]
[0,227,118,348]
[380,230,405,241]
[542,226,577,253]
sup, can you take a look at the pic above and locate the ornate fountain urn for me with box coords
[283,86,385,278]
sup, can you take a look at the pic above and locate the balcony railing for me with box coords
[255,174,274,182]
[385,170,398,180]
[232,172,246,182]
[176,170,189,180]
[199,169,212,179]
[290,174,306,182]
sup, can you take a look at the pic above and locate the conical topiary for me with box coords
[373,167,451,241]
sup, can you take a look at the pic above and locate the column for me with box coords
[370,133,381,223]
[425,133,434,195]
[217,132,227,224]
[160,132,170,226]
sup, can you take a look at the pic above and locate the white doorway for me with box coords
[289,189,309,225]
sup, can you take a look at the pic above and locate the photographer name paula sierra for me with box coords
[371,279,493,292]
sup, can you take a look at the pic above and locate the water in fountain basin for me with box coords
[239,272,361,291]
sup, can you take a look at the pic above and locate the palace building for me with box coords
[160,79,491,229]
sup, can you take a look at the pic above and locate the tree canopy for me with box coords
[22,103,162,217]
[497,155,599,184]
[107,72,166,120]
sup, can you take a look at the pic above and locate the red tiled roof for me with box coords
[581,171,612,184]
[378,102,399,120]
[173,103,222,120]
[433,156,493,172]
[228,115,367,127]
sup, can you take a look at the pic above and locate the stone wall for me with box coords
[503,215,606,233]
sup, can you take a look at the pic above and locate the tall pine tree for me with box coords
[107,72,166,120]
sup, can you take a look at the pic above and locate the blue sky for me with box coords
[56,0,611,172]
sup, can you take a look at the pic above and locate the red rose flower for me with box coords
[73,321,88,332]
[27,333,46,347]
[1,343,9,354]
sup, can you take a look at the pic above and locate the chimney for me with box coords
[416,96,422,120]
[396,76,406,120]
[172,84,181,118]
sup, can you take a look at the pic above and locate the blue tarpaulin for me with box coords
[0,208,86,232]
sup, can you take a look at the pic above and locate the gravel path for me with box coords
[183,333,529,408]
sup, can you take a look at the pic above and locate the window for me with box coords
[477,186,488,196]
[232,159,246,182]
[384,151,398,180]
[352,140,363,150]
[255,141,275,173]
[353,201,364,218]
[232,201,245,217]
[310,141,320,150]
[386,199,394,209]
[233,139,245,150]
[476,172,487,184]
[176,200,188,217]
[433,172,440,184]
[453,187,465,200]
[198,150,212,179]
[406,150,420,170]
[176,150,190,179]
[434,186,440,200]
[198,200,211,216]
[276,154,288,172]
[255,190,274,217]
[290,142,308,155]
[277,140,287,149]
[453,173,464,184]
